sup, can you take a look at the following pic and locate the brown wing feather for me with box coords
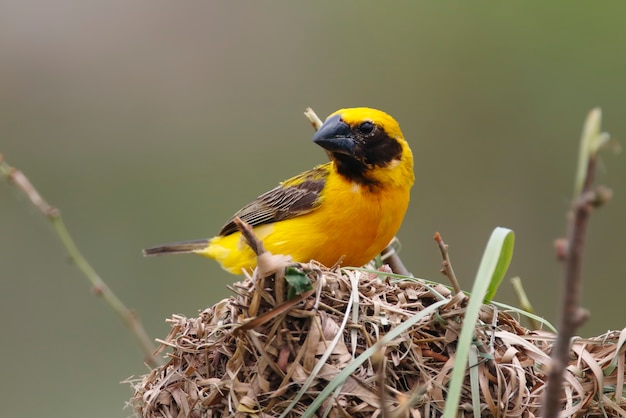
[218,164,329,236]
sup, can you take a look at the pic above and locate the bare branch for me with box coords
[0,153,161,367]
[542,109,613,417]
[434,232,462,295]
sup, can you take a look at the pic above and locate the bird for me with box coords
[143,107,414,274]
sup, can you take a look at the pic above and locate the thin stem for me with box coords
[510,276,539,330]
[434,232,462,295]
[381,240,410,276]
[542,108,613,417]
[0,154,161,367]
[303,107,324,131]
[233,216,265,256]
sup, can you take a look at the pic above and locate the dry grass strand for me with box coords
[130,261,626,417]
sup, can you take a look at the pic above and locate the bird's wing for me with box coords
[218,163,329,236]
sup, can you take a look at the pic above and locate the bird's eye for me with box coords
[358,121,375,135]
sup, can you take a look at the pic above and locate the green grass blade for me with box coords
[574,108,611,197]
[468,345,481,417]
[491,301,556,333]
[442,227,514,418]
[484,227,515,303]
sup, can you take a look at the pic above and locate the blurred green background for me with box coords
[2,2,625,417]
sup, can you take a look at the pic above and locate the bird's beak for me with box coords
[312,114,356,155]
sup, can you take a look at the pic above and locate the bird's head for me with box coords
[312,107,414,188]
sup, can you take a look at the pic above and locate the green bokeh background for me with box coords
[2,2,625,417]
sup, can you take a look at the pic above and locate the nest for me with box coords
[130,258,626,417]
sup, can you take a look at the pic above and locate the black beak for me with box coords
[312,114,356,155]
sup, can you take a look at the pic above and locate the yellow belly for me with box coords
[203,175,411,274]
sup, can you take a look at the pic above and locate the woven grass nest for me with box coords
[130,252,626,417]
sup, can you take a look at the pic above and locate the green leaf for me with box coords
[442,227,514,418]
[483,227,515,303]
[574,108,612,197]
[284,266,313,299]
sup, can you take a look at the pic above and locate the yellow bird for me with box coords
[144,107,414,274]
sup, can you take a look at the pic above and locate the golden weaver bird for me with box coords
[144,107,414,274]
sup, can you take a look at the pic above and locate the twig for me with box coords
[233,216,265,256]
[237,288,315,333]
[381,238,410,276]
[433,232,462,295]
[234,216,295,306]
[0,153,161,367]
[303,107,324,131]
[542,109,613,417]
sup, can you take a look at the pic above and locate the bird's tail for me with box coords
[143,239,210,256]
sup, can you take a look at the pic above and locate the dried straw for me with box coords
[129,257,626,417]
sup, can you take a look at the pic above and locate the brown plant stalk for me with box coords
[542,109,613,417]
[0,153,161,367]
